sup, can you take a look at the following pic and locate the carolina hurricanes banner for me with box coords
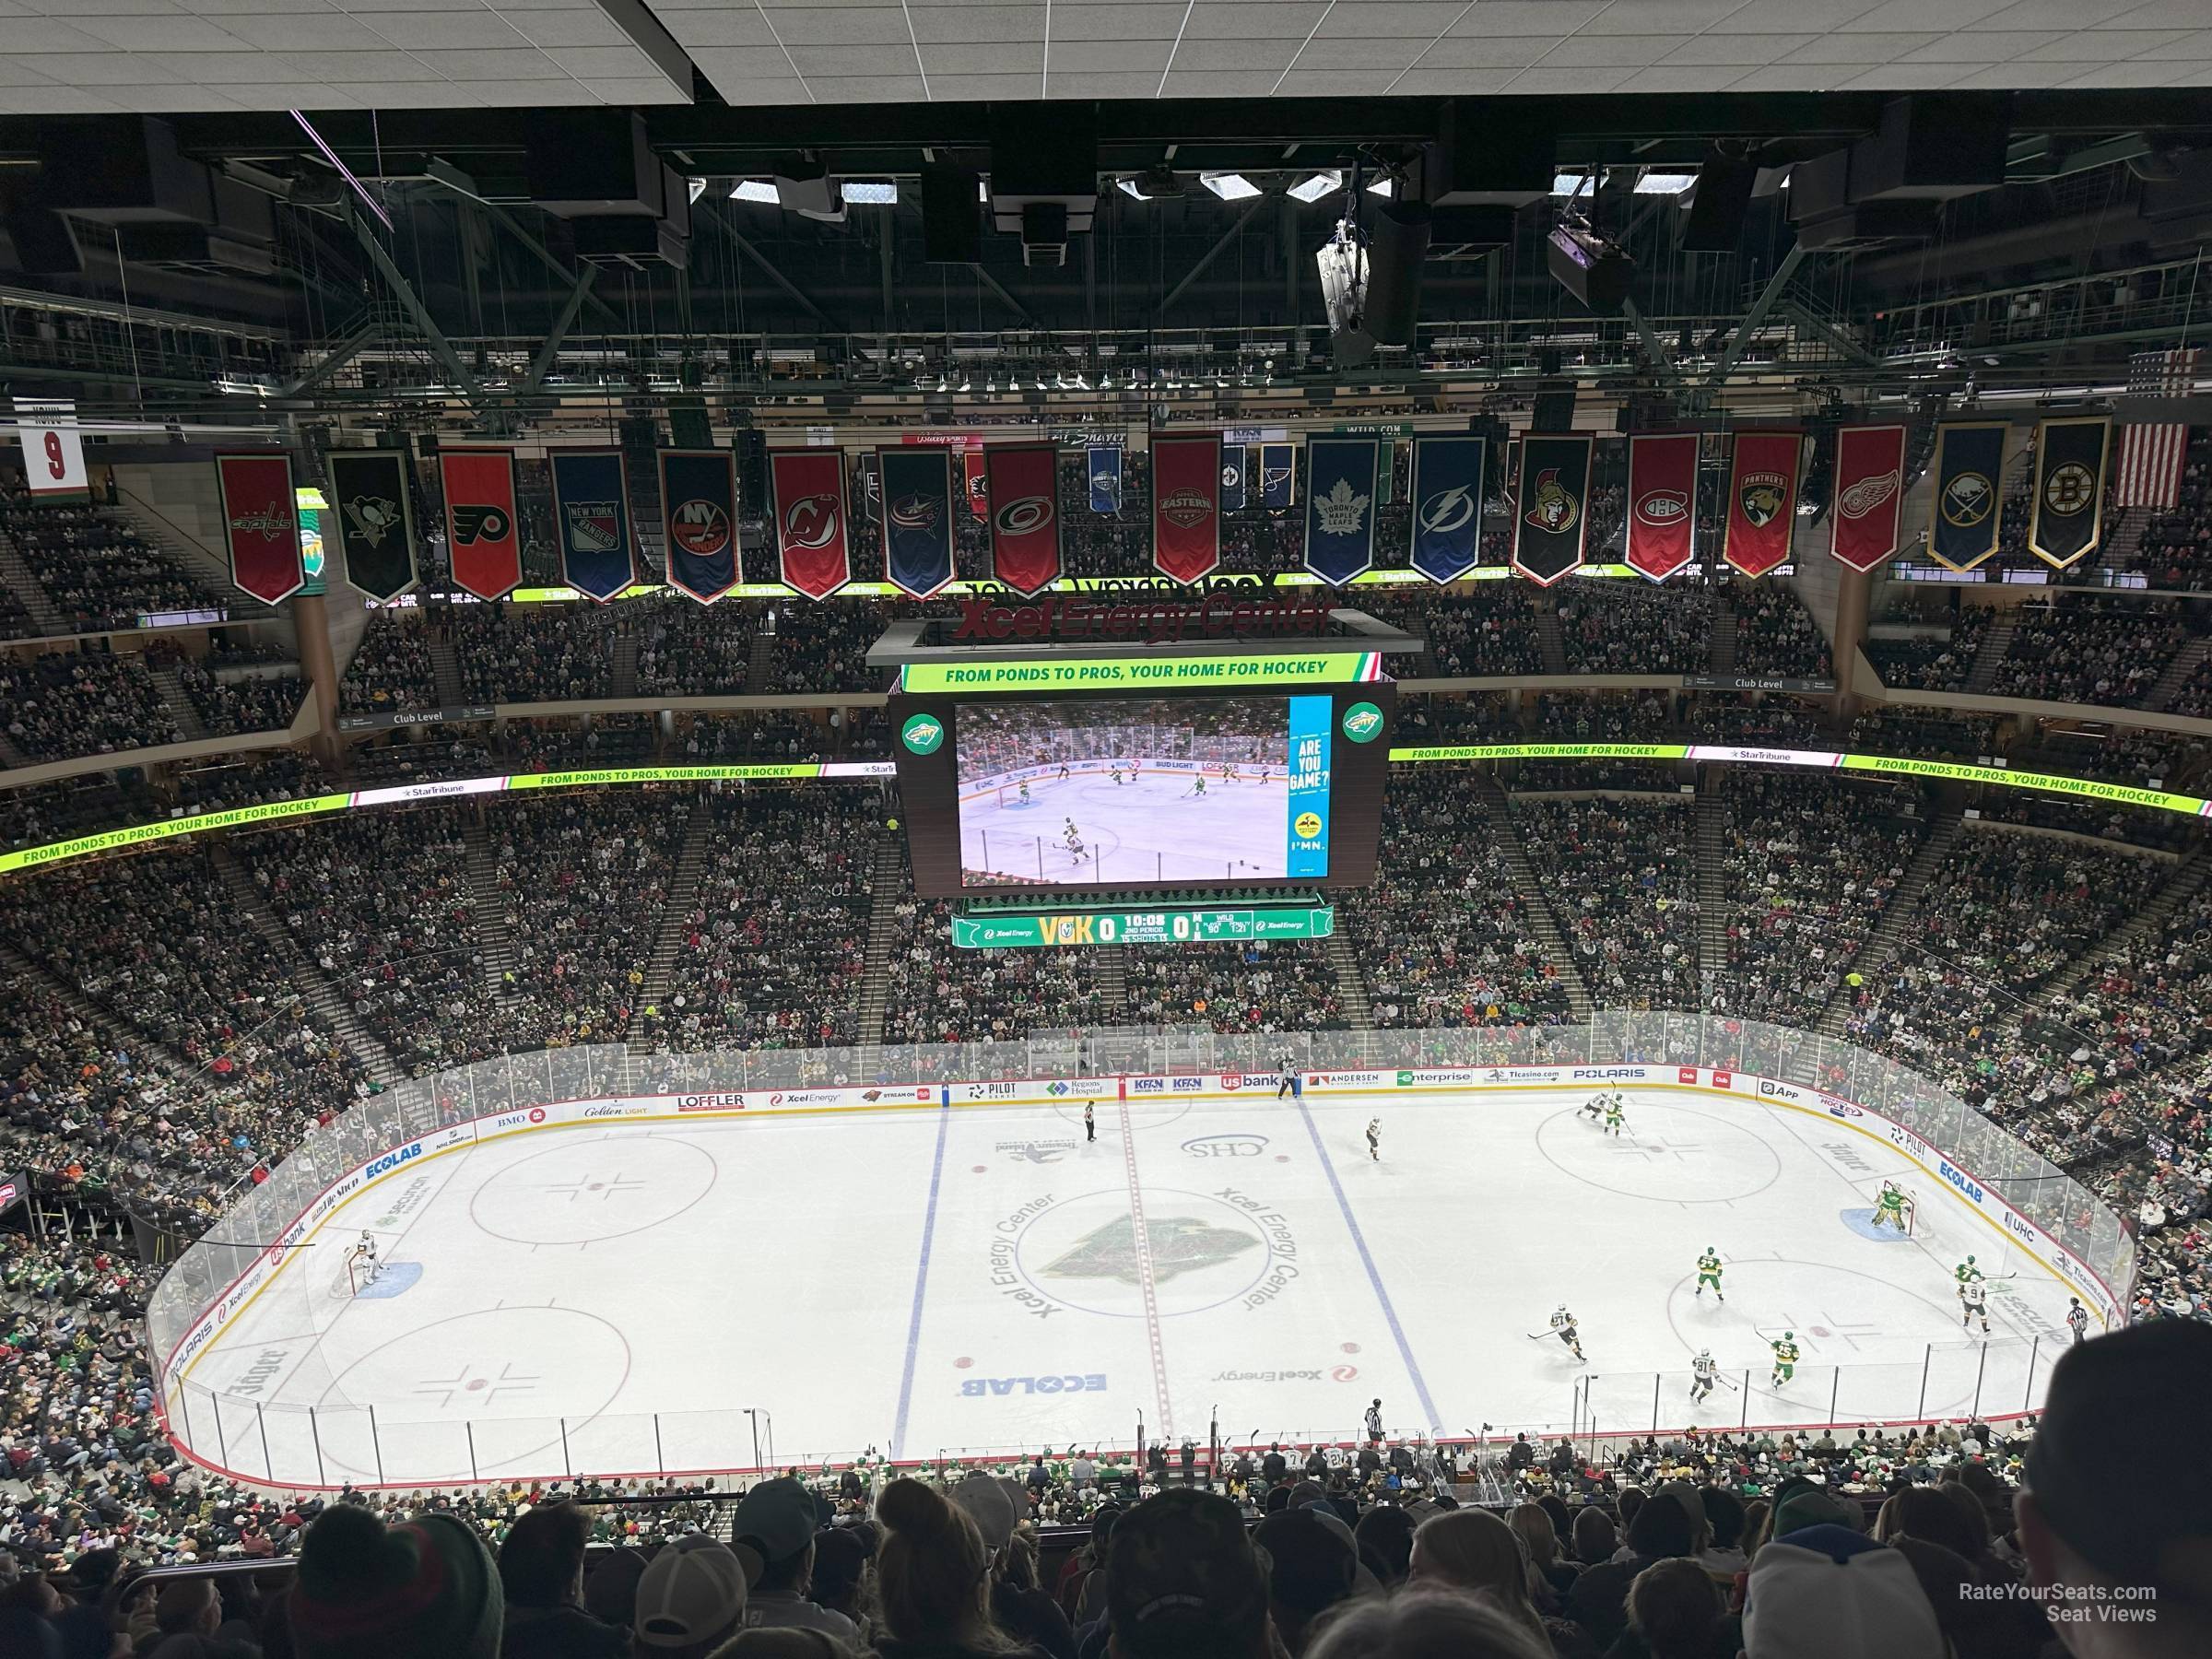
[1151,433,1222,585]
[1723,429,1804,579]
[984,443,1062,595]
[547,450,635,603]
[1829,424,1907,574]
[963,450,988,518]
[2029,417,2111,569]
[1929,422,2007,571]
[1511,434,1594,586]
[1088,445,1123,514]
[326,450,418,603]
[658,449,740,604]
[439,448,522,601]
[1302,437,1380,585]
[878,447,957,599]
[1408,435,1485,582]
[770,450,851,600]
[216,453,304,606]
[1624,432,1698,583]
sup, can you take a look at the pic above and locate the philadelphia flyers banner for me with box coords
[1511,433,1594,586]
[1829,424,1907,574]
[657,449,740,604]
[770,450,850,600]
[984,442,1062,595]
[1151,433,1222,584]
[216,453,304,606]
[1723,429,1804,579]
[1624,432,1698,583]
[439,448,522,601]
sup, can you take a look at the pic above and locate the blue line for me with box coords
[890,1104,951,1461]
[1295,1100,1443,1434]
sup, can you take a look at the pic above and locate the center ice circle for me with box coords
[1010,1186,1280,1318]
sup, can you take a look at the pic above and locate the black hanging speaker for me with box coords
[1679,154,1757,253]
[1362,199,1432,348]
[735,430,768,506]
[1531,391,1576,432]
[922,164,982,264]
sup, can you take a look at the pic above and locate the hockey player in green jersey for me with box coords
[1955,1255,1983,1286]
[1770,1332,1800,1386]
[1696,1249,1724,1300]
[1872,1181,1912,1232]
[1604,1098,1626,1136]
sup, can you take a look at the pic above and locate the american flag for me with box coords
[2114,347,2201,509]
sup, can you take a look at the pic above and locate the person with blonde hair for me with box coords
[1406,1509,1550,1650]
[1304,1587,1551,1659]
[873,1478,1038,1659]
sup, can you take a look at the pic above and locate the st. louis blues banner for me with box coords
[1929,421,2008,571]
[547,450,636,603]
[1303,437,1379,585]
[1088,445,1123,514]
[1512,434,1594,586]
[326,450,418,602]
[658,449,740,604]
[878,447,957,600]
[1259,441,1296,510]
[1408,434,1486,582]
[1221,446,1248,512]
[2028,416,2111,569]
[985,442,1062,595]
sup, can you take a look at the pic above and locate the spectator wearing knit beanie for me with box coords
[288,1503,501,1659]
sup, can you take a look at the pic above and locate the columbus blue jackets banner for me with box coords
[877,447,957,600]
[1928,421,2007,571]
[1088,446,1123,514]
[1302,437,1380,585]
[2028,417,2111,569]
[1408,435,1486,582]
[1259,441,1295,510]
[547,450,636,603]
[326,450,418,602]
[1512,434,1594,586]
[1221,446,1248,512]
[657,449,740,604]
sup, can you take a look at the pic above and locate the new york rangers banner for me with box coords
[658,450,740,604]
[1220,446,1247,512]
[547,450,636,603]
[1408,434,1485,582]
[1087,445,1123,514]
[1302,437,1379,585]
[878,447,956,599]
[2029,417,2111,569]
[326,450,418,603]
[1151,433,1221,585]
[1512,433,1594,586]
[1624,432,1698,583]
[439,448,523,601]
[1259,441,1295,510]
[216,453,303,606]
[1929,422,2007,571]
[963,450,988,518]
[1723,429,1804,579]
[1829,424,1907,574]
[984,443,1062,595]
[770,450,851,601]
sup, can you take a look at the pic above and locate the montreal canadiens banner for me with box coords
[1928,421,2007,571]
[657,450,740,604]
[439,448,523,601]
[1302,436,1380,585]
[1151,433,1222,584]
[325,450,418,603]
[1829,424,1907,574]
[878,447,956,599]
[547,450,636,603]
[770,450,851,600]
[984,442,1062,595]
[1408,434,1485,583]
[1512,434,1594,586]
[1624,432,1697,583]
[2029,417,2111,569]
[1723,429,1803,580]
[1088,445,1123,514]
[1259,441,1295,510]
[216,453,304,606]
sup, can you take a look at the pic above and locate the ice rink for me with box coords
[959,769,1289,886]
[179,1087,2087,1488]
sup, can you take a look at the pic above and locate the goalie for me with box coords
[1872,1181,1912,1232]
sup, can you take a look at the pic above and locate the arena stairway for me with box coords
[461,818,524,1010]
[145,663,208,742]
[1963,615,2017,695]
[1812,806,1964,1037]
[746,620,776,695]
[1695,785,1728,1005]
[610,628,640,700]
[427,629,466,710]
[627,799,712,1055]
[1710,603,1738,676]
[0,532,67,636]
[0,939,199,1082]
[1469,774,1594,1018]
[1323,928,1375,1027]
[2037,845,2210,1008]
[853,835,910,1063]
[2144,636,2212,712]
[1532,603,1567,676]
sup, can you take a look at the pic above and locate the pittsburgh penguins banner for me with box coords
[770,450,852,600]
[1723,429,1804,580]
[1827,424,1906,574]
[1408,434,1485,583]
[1624,432,1698,583]
[1511,433,1594,586]
[1221,445,1248,512]
[1928,421,2007,571]
[439,448,523,601]
[2029,417,2111,569]
[1088,445,1123,514]
[547,450,636,604]
[878,447,957,599]
[985,442,1062,595]
[1302,437,1379,585]
[216,453,304,606]
[326,450,418,602]
[1151,432,1221,585]
[1259,441,1295,510]
[658,450,740,604]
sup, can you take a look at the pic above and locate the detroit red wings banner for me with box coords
[216,453,304,605]
[769,450,850,600]
[1624,433,1697,582]
[1150,433,1221,584]
[1829,424,1907,573]
[1723,429,1804,579]
[983,443,1062,595]
[439,448,523,601]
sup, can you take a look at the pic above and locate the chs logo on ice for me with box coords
[961,1373,1106,1397]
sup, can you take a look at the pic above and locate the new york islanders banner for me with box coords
[1088,445,1123,514]
[1624,432,1698,583]
[1302,437,1379,585]
[2029,417,2111,569]
[878,447,956,599]
[1151,433,1221,585]
[1221,446,1248,512]
[216,453,303,606]
[547,450,635,603]
[325,450,418,602]
[1723,429,1803,579]
[1408,434,1485,583]
[658,450,740,604]
[1829,424,1907,574]
[1259,441,1295,510]
[770,449,851,600]
[1512,433,1593,586]
[1929,422,2007,571]
[439,448,522,601]
[984,442,1061,595]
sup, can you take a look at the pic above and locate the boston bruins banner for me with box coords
[1511,433,1594,586]
[325,450,418,602]
[2028,417,2111,569]
[1928,421,2007,571]
[1723,429,1804,580]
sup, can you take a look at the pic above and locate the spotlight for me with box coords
[840,180,899,205]
[730,180,778,203]
[1116,178,1151,201]
[1202,172,1262,201]
[1288,171,1342,203]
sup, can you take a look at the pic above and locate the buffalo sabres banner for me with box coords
[1302,437,1380,585]
[985,442,1062,595]
[1828,424,1906,574]
[658,450,740,604]
[1221,445,1248,512]
[216,453,304,606]
[1723,429,1804,580]
[1151,432,1222,585]
[1511,433,1594,586]
[878,447,957,599]
[1624,432,1698,583]
[439,448,523,601]
[1408,434,1486,583]
[547,450,636,603]
[1259,441,1295,510]
[1928,421,2007,571]
[2029,417,2111,569]
[770,449,851,600]
[1088,445,1123,514]
[326,450,418,602]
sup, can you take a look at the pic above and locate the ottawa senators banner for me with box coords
[984,443,1062,595]
[547,450,635,603]
[1624,432,1697,583]
[878,447,957,599]
[439,448,523,601]
[1151,433,1222,584]
[770,450,851,600]
[1511,433,1594,586]
[325,450,418,603]
[1928,421,2007,571]
[658,449,740,604]
[216,453,304,606]
[2029,417,2111,569]
[1723,429,1804,579]
[1829,424,1907,574]
[1408,434,1485,583]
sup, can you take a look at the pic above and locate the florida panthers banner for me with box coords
[984,443,1061,595]
[1829,424,1907,574]
[2029,417,2111,569]
[547,450,636,603]
[1624,432,1698,583]
[439,448,523,601]
[878,447,956,599]
[326,449,418,603]
[657,450,740,604]
[770,450,851,600]
[1929,422,2007,571]
[1259,441,1295,510]
[1408,434,1485,583]
[1723,429,1803,579]
[1150,433,1222,585]
[216,453,304,605]
[1221,446,1248,512]
[1512,433,1593,586]
[1302,437,1380,585]
[1087,445,1123,514]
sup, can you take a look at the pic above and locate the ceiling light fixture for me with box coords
[1288,171,1342,203]
[1201,171,1262,201]
[1117,178,1151,201]
[840,181,898,205]
[730,180,778,204]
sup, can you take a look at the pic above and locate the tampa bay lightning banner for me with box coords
[1408,434,1487,582]
[1302,436,1380,585]
[877,446,957,599]
[1260,441,1296,510]
[547,450,637,603]
[1088,445,1123,514]
[1221,445,1248,512]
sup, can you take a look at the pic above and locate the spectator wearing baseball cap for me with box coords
[635,1535,752,1657]
[1741,1525,1944,1659]
[732,1478,856,1648]
[499,1500,630,1659]
[950,1474,1074,1659]
[873,1477,1043,1659]
[1105,1488,1269,1659]
[288,1503,502,1659]
[1252,1509,1358,1656]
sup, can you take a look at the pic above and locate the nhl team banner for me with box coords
[1150,432,1222,585]
[1408,434,1485,583]
[1259,441,1296,510]
[1511,433,1594,586]
[1302,437,1380,585]
[439,448,523,602]
[2029,417,2111,569]
[1829,424,1907,574]
[769,449,851,601]
[547,450,636,603]
[1723,429,1804,580]
[657,450,740,604]
[877,447,957,600]
[326,450,418,602]
[1221,445,1248,512]
[1624,432,1698,583]
[857,453,882,524]
[963,450,989,518]
[216,453,304,606]
[1088,445,1123,514]
[1928,421,2008,571]
[984,442,1062,595]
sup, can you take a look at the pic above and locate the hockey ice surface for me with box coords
[959,770,1292,885]
[182,1088,2079,1487]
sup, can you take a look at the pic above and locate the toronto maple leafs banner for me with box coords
[1302,437,1380,584]
[878,446,956,599]
[657,449,740,604]
[1259,441,1296,510]
[325,450,418,602]
[1087,445,1123,514]
[1512,434,1594,586]
[1928,421,2008,571]
[546,450,636,603]
[1407,434,1486,582]
[1221,445,1247,512]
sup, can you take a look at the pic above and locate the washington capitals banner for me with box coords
[2029,417,2111,569]
[1303,437,1379,585]
[770,449,851,600]
[1723,429,1803,580]
[984,443,1062,595]
[1511,433,1594,586]
[1830,424,1907,574]
[1929,422,2007,571]
[658,450,740,604]
[1408,434,1485,583]
[878,447,957,599]
[547,450,636,603]
[439,448,523,602]
[326,450,418,603]
[1150,433,1221,585]
[216,453,304,606]
[1624,433,1697,583]
[1221,446,1248,512]
[1259,441,1296,511]
[1088,445,1123,514]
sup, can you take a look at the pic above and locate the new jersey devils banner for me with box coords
[657,450,738,604]
[1512,434,1594,586]
[1723,429,1804,580]
[1303,436,1380,585]
[1088,445,1123,514]
[1408,434,1486,582]
[1151,433,1222,585]
[770,450,851,600]
[984,443,1062,595]
[1829,424,1907,574]
[326,450,418,602]
[439,448,522,601]
[2029,417,2111,569]
[1624,432,1698,583]
[878,447,957,599]
[1929,422,2008,571]
[216,453,304,606]
[547,450,636,603]
[963,450,988,518]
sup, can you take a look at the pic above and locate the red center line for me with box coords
[1117,1095,1172,1441]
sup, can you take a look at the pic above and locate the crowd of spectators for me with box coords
[340,611,439,714]
[770,603,890,695]
[0,653,182,760]
[1864,609,1991,693]
[1124,941,1353,1032]
[1985,600,2186,707]
[2132,426,2212,590]
[1514,795,1700,1011]
[1555,583,1711,675]
[1727,582,1833,681]
[639,599,759,697]
[881,878,1108,1047]
[1364,586,1543,677]
[1905,829,2164,989]
[174,662,304,736]
[0,488,219,633]
[453,604,615,704]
